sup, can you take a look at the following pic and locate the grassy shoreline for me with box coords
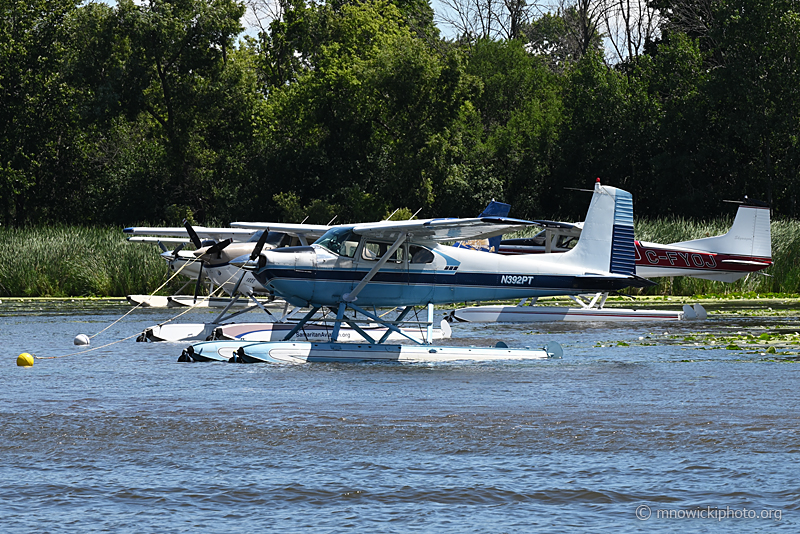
[1,218,799,298]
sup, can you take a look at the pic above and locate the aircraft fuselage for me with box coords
[252,242,644,308]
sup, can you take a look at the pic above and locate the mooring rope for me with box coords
[33,255,251,360]
[149,264,248,329]
[87,252,205,340]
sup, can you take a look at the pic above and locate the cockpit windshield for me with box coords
[314,227,360,257]
[247,230,287,247]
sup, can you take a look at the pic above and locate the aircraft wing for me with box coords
[123,226,257,241]
[532,220,583,230]
[126,236,191,245]
[351,217,538,242]
[229,222,331,240]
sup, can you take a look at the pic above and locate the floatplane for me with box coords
[449,196,772,323]
[125,220,453,343]
[180,180,652,364]
[124,223,327,307]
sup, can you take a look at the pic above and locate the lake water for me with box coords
[2,299,798,532]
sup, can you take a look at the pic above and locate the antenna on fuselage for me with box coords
[410,207,423,220]
[327,215,338,225]
[723,196,770,208]
[564,177,600,193]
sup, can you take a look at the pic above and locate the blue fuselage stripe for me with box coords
[255,267,634,306]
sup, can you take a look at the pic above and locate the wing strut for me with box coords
[281,306,322,341]
[342,232,407,303]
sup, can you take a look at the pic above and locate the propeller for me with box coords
[170,242,185,259]
[190,239,233,303]
[182,218,231,302]
[183,219,202,248]
[193,262,205,304]
[249,230,271,261]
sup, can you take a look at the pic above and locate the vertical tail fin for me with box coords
[479,201,511,252]
[671,201,772,258]
[453,201,511,252]
[559,180,636,275]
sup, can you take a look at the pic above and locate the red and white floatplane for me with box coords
[449,196,772,323]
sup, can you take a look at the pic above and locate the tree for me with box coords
[601,0,661,63]
[521,3,604,71]
[450,39,562,218]
[253,0,477,222]
[705,0,800,213]
[0,0,83,225]
[436,0,538,40]
[113,0,247,221]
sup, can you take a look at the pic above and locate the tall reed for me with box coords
[0,226,178,297]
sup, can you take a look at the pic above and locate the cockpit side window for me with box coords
[315,227,360,257]
[361,241,404,262]
[531,231,546,247]
[409,246,434,264]
[556,235,578,249]
[247,231,295,248]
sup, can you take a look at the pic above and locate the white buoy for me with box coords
[74,334,90,346]
[440,319,452,339]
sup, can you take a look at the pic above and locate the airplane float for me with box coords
[449,197,772,322]
[181,179,651,364]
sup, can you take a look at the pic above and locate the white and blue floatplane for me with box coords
[179,179,652,363]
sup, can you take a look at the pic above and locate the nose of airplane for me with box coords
[229,253,256,269]
[192,238,233,260]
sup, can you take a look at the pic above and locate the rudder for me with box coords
[558,180,637,276]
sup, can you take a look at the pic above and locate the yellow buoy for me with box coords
[17,353,34,367]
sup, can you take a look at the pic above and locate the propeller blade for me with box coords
[183,219,202,248]
[250,231,270,260]
[193,262,204,304]
[171,243,185,259]
[157,240,168,253]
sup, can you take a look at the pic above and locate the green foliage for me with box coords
[0,226,173,297]
[1,0,799,229]
[521,7,604,71]
[385,207,415,220]
[255,0,477,221]
[0,0,84,225]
